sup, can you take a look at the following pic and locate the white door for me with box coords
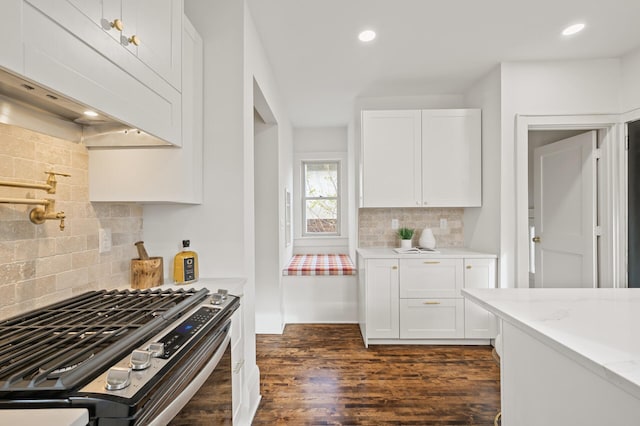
[533,131,597,288]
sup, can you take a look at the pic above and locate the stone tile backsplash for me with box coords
[0,123,141,320]
[359,208,464,248]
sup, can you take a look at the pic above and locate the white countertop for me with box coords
[1,408,88,425]
[157,277,247,297]
[357,247,497,259]
[462,288,640,399]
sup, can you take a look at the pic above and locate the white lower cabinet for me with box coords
[359,252,497,346]
[464,258,498,338]
[400,298,464,339]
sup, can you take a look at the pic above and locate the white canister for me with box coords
[419,228,436,249]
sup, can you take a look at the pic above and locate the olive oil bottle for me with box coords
[173,240,199,284]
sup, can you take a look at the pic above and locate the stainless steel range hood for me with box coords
[0,68,171,147]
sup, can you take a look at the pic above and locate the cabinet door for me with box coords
[361,110,421,207]
[0,0,23,74]
[366,259,399,339]
[125,0,182,90]
[421,109,481,207]
[399,258,463,298]
[400,298,464,339]
[464,258,497,338]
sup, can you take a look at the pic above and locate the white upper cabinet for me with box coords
[20,1,182,146]
[361,108,481,208]
[88,15,202,203]
[53,0,182,90]
[361,110,421,207]
[422,109,481,207]
[0,1,23,74]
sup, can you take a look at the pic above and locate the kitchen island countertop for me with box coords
[463,287,640,399]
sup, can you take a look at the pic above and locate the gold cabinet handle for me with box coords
[423,261,440,264]
[392,266,398,270]
[423,301,440,305]
[532,236,541,243]
[466,265,472,269]
[128,35,141,46]
[110,19,124,31]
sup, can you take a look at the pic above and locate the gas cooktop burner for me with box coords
[39,351,95,379]
[0,288,206,393]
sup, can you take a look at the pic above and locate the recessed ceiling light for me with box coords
[562,23,585,36]
[358,30,376,42]
[84,110,99,117]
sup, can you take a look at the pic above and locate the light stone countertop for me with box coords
[157,277,247,297]
[357,247,498,259]
[1,408,88,426]
[462,288,640,399]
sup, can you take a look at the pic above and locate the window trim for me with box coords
[301,160,341,237]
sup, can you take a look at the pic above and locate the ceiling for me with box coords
[247,0,640,127]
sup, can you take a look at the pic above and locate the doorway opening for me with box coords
[627,119,640,287]
[515,115,624,289]
[253,79,284,333]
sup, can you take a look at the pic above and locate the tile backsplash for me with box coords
[0,123,141,320]
[359,208,464,248]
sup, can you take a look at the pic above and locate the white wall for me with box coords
[500,59,621,288]
[254,118,283,333]
[621,46,640,115]
[293,127,349,253]
[143,0,294,421]
[463,67,501,260]
[244,0,294,411]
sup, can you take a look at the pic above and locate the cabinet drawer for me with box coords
[400,298,464,339]
[399,258,463,298]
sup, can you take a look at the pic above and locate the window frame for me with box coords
[301,160,341,237]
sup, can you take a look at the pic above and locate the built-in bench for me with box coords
[283,254,356,276]
[282,254,357,324]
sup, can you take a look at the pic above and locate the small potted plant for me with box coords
[397,227,414,249]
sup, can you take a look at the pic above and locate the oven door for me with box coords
[137,320,232,425]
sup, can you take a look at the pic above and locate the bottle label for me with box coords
[183,257,195,281]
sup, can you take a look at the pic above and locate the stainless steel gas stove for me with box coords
[0,287,239,425]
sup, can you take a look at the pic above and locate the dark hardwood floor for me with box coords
[253,324,500,425]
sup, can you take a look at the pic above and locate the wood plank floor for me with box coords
[253,324,500,425]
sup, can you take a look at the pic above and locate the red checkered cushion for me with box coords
[283,254,356,276]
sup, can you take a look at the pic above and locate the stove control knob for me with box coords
[148,342,165,358]
[217,289,228,300]
[211,293,223,305]
[105,367,131,391]
[130,349,152,370]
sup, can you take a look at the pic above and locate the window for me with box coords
[302,161,340,235]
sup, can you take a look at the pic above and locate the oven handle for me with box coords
[146,324,232,426]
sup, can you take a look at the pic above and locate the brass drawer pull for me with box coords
[423,301,441,305]
[466,265,472,269]
[423,261,440,264]
[392,266,398,270]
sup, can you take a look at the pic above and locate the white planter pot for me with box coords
[400,239,412,249]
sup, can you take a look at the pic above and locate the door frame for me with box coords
[515,114,625,288]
